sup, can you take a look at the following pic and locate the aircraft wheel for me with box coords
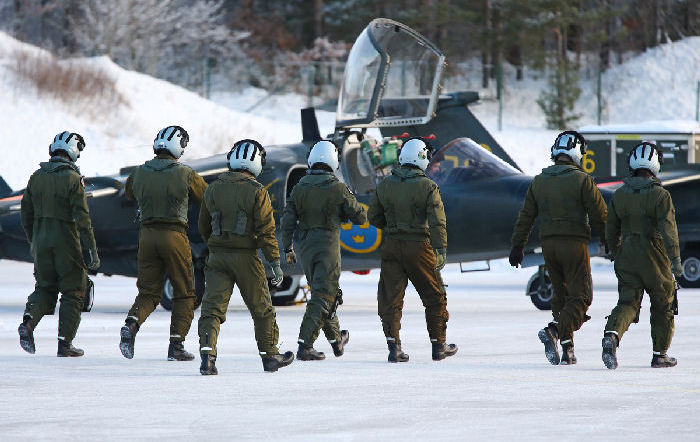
[527,269,553,310]
[159,267,206,311]
[270,275,302,306]
[678,250,700,289]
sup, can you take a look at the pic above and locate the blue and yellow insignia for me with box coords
[340,203,381,254]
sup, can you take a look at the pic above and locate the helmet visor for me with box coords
[555,133,577,150]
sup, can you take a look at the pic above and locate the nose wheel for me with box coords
[527,266,553,310]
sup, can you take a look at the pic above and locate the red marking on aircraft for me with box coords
[0,195,23,202]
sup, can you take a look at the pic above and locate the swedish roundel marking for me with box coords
[339,203,382,254]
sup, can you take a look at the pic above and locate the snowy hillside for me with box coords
[2,31,700,189]
[0,32,324,189]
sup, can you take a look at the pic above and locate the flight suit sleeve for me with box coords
[341,185,367,226]
[656,190,680,261]
[20,178,34,243]
[198,199,212,244]
[254,188,280,262]
[124,173,135,201]
[188,171,208,205]
[605,197,622,256]
[70,174,97,250]
[511,181,538,248]
[426,184,447,249]
[280,192,298,252]
[367,190,386,229]
[582,175,607,243]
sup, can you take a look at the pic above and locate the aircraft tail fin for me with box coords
[0,176,11,198]
[301,107,322,142]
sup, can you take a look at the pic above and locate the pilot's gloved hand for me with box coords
[435,248,447,271]
[87,248,101,271]
[671,257,683,278]
[270,260,284,286]
[285,249,297,266]
[509,246,524,268]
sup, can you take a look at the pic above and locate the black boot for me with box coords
[200,354,218,375]
[262,351,295,372]
[18,316,35,354]
[432,342,458,361]
[168,341,195,361]
[651,353,677,368]
[538,323,560,365]
[57,340,84,357]
[388,342,409,363]
[296,343,325,361]
[331,330,350,357]
[119,320,139,359]
[602,333,618,370]
[560,342,577,365]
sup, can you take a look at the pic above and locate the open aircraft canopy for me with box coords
[336,18,445,129]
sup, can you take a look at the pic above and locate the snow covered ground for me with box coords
[1,259,699,441]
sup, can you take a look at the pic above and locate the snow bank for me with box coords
[0,32,306,189]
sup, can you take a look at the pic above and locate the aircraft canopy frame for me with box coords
[336,18,445,129]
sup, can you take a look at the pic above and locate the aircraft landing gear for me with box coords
[678,249,700,288]
[527,265,553,310]
[269,275,304,306]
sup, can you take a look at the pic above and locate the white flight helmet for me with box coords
[551,131,586,165]
[307,140,340,170]
[49,131,85,162]
[628,141,663,176]
[399,138,432,170]
[153,125,189,159]
[227,139,266,177]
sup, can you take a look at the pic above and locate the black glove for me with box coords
[285,249,297,265]
[509,246,524,268]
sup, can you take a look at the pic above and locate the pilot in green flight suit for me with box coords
[18,131,100,357]
[510,131,607,366]
[119,126,208,362]
[601,142,682,369]
[281,140,366,361]
[197,139,294,374]
[368,137,457,363]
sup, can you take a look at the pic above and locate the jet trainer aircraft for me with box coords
[1,19,698,311]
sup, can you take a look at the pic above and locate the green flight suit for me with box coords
[197,171,281,357]
[368,166,449,344]
[281,170,366,347]
[20,157,96,343]
[604,176,680,354]
[511,159,607,344]
[124,153,207,342]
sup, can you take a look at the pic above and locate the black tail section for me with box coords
[0,176,11,198]
[301,107,322,142]
[380,91,522,172]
